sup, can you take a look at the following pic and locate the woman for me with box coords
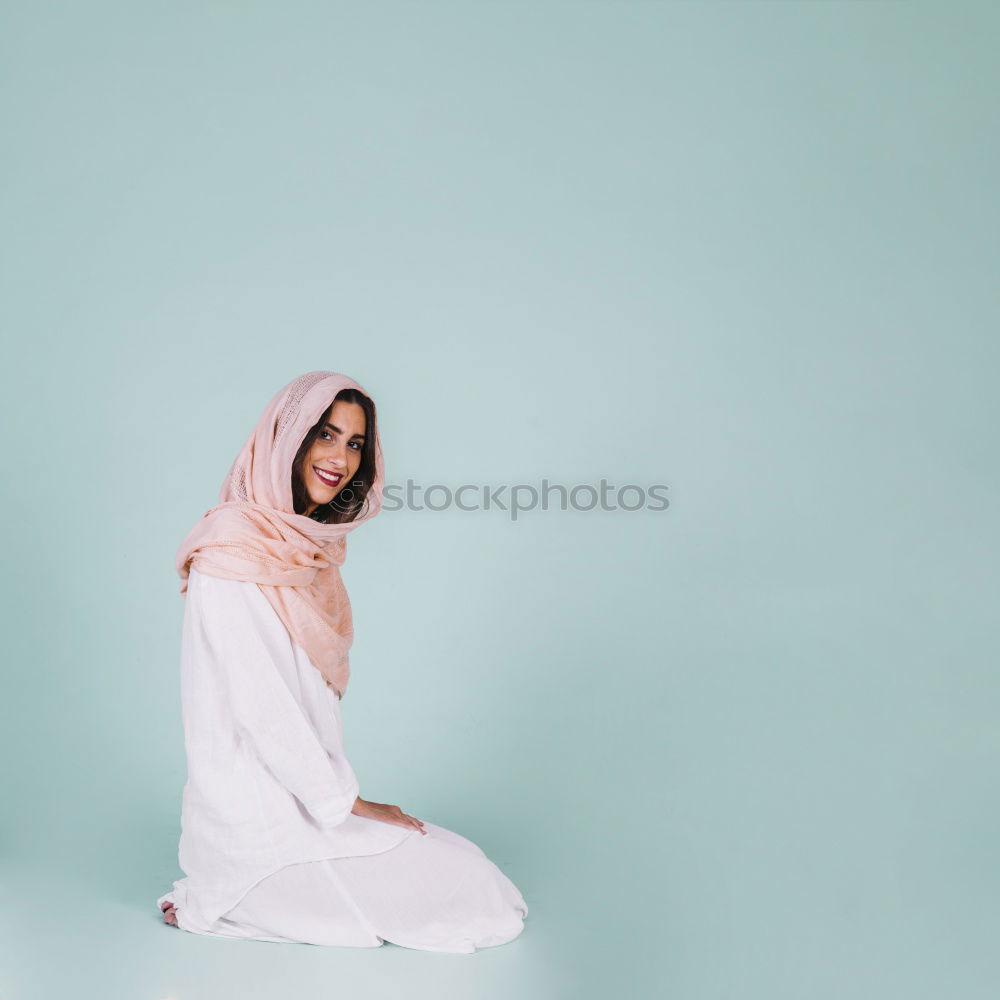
[156,370,528,952]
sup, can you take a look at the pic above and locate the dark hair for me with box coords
[291,388,378,523]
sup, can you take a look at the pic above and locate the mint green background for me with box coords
[2,2,997,998]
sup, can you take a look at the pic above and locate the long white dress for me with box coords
[156,567,528,952]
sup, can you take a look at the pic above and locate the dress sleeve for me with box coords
[190,568,359,828]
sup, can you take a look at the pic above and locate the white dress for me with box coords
[156,567,528,952]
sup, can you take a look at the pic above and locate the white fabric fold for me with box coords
[159,567,414,933]
[206,567,358,825]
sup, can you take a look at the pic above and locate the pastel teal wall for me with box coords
[2,2,997,998]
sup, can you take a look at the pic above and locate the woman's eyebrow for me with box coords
[324,422,366,440]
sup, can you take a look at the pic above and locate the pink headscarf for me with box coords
[174,370,385,700]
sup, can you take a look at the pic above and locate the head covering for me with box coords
[174,370,384,700]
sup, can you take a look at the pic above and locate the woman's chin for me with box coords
[309,490,341,509]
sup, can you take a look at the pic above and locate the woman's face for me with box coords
[301,400,367,517]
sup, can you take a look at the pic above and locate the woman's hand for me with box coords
[351,795,426,835]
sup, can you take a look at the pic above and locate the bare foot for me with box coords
[160,900,178,927]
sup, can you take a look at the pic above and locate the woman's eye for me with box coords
[318,430,360,450]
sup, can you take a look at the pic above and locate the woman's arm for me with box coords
[191,569,359,828]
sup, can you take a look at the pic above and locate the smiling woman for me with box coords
[157,370,528,952]
[291,389,374,524]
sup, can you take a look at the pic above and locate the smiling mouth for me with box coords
[313,466,343,488]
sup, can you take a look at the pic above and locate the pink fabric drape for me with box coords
[174,370,385,699]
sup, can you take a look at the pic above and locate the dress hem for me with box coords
[158,830,420,935]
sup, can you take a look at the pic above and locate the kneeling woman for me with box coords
[157,370,528,953]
